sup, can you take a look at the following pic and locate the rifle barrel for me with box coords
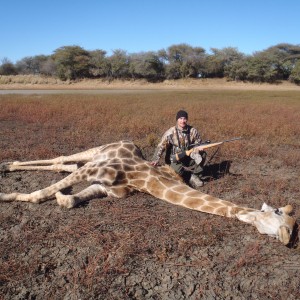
[222,137,243,143]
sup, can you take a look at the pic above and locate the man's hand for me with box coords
[150,161,159,166]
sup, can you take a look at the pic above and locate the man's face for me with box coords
[177,117,188,129]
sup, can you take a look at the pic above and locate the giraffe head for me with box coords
[236,203,296,245]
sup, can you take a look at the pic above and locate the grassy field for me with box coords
[0,90,299,161]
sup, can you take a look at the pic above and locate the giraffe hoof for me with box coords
[55,192,75,209]
[0,162,11,173]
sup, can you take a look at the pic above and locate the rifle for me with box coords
[173,137,243,162]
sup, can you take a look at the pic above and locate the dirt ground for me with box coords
[0,84,300,299]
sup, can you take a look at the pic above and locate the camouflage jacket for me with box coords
[152,125,202,163]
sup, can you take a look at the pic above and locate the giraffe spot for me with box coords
[127,171,147,180]
[130,179,146,189]
[108,150,117,158]
[123,159,137,166]
[159,177,179,188]
[203,195,220,202]
[109,158,122,164]
[118,147,133,158]
[146,178,165,198]
[184,198,204,209]
[136,164,150,172]
[123,164,134,172]
[108,163,123,171]
[123,142,135,151]
[99,168,117,185]
[105,167,117,178]
[173,185,191,194]
[186,190,204,197]
[86,168,98,177]
[209,202,223,208]
[215,206,229,217]
[164,190,182,203]
[113,171,128,185]
[200,205,215,213]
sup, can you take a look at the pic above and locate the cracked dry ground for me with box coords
[0,129,300,299]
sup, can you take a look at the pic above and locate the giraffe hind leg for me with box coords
[55,183,108,208]
[0,147,102,173]
[5,146,106,168]
[3,163,78,173]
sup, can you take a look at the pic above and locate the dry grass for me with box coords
[0,90,299,161]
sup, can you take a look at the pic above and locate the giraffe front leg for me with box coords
[0,171,84,204]
[0,191,50,204]
[55,184,108,209]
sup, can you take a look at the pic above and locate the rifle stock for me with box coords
[174,137,242,161]
[186,141,223,156]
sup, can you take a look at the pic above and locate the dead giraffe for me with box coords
[0,140,296,245]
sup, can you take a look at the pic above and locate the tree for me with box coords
[129,51,164,81]
[89,49,110,77]
[53,46,91,80]
[224,56,250,81]
[39,58,56,76]
[205,47,244,78]
[245,53,277,83]
[108,49,129,79]
[15,55,48,75]
[289,60,300,84]
[164,43,206,79]
[0,58,17,75]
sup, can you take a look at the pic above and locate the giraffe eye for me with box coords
[275,209,282,215]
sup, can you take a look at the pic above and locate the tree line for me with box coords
[1,43,300,84]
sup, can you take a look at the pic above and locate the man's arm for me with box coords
[151,128,173,166]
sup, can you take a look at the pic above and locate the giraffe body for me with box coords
[0,141,296,245]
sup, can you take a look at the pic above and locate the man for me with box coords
[151,110,206,188]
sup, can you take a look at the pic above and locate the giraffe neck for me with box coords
[138,166,255,219]
[163,185,254,218]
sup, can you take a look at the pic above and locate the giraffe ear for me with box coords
[280,205,293,214]
[261,202,273,212]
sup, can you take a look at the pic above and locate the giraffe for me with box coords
[0,140,296,246]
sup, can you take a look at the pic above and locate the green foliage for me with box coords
[53,46,91,80]
[108,49,129,79]
[89,50,109,77]
[129,51,164,81]
[0,58,17,75]
[205,47,244,78]
[2,43,300,84]
[164,44,206,79]
[289,60,300,84]
[225,44,300,83]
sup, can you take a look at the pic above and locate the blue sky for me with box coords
[1,0,299,63]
